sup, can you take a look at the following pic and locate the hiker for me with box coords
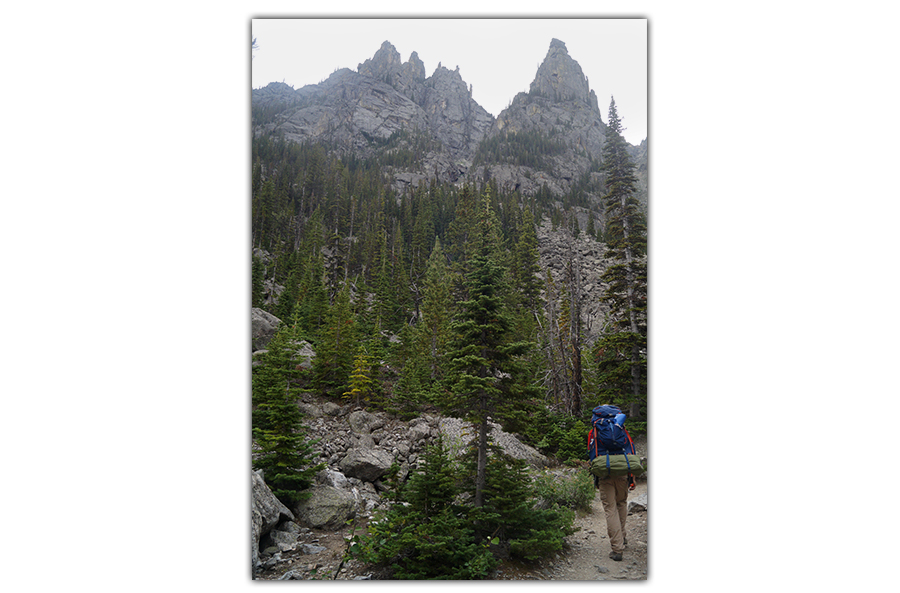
[587,405,637,562]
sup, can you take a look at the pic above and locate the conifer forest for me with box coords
[251,37,648,578]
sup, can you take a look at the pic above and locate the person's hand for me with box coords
[628,481,636,491]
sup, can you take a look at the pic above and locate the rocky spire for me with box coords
[357,41,402,82]
[529,38,597,110]
[404,51,426,81]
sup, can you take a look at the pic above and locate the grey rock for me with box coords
[299,544,328,555]
[322,402,342,416]
[251,471,294,572]
[298,403,323,418]
[339,447,394,482]
[439,418,548,468]
[276,520,301,534]
[294,485,356,530]
[408,422,431,443]
[352,434,376,450]
[265,529,299,552]
[290,340,316,370]
[627,492,648,514]
[251,308,281,352]
[316,468,350,490]
[347,410,375,434]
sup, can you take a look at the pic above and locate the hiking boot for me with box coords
[609,551,623,561]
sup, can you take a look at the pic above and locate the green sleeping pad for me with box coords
[590,454,646,479]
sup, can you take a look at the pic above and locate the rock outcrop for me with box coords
[251,308,281,352]
[535,219,621,345]
[251,470,295,572]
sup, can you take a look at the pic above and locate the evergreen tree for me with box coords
[445,188,533,507]
[251,255,265,309]
[512,206,545,323]
[295,252,328,341]
[343,348,375,407]
[252,326,323,505]
[464,448,576,562]
[595,97,648,414]
[312,283,356,398]
[352,439,497,579]
[417,238,453,383]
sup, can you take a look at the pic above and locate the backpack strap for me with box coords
[624,427,635,456]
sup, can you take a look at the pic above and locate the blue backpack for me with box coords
[588,405,632,457]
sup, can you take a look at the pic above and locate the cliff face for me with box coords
[251,39,645,200]
[255,41,493,188]
[480,38,609,198]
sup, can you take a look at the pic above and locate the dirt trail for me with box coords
[494,480,649,581]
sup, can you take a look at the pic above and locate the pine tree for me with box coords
[312,283,357,398]
[445,188,533,507]
[513,206,544,315]
[295,252,328,341]
[252,326,323,505]
[251,255,265,309]
[417,238,453,382]
[343,349,374,407]
[595,97,648,415]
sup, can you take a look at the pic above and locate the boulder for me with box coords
[627,492,648,514]
[251,308,281,351]
[322,402,342,416]
[263,529,300,553]
[294,485,357,530]
[290,340,316,370]
[439,418,549,468]
[316,468,351,490]
[408,422,432,443]
[339,447,394,482]
[251,471,294,572]
[347,410,376,434]
[298,402,323,418]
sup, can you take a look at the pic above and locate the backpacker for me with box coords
[587,404,642,482]
[588,405,632,456]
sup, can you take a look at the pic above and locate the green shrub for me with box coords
[557,420,590,463]
[531,468,595,511]
[527,411,590,464]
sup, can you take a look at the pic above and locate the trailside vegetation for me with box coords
[349,439,576,578]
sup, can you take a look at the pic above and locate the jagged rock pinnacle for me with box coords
[529,39,593,107]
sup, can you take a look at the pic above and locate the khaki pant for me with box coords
[597,475,629,554]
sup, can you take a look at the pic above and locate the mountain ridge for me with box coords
[252,39,646,204]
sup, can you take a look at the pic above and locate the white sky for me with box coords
[251,18,648,145]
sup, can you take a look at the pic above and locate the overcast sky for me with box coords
[251,18,648,145]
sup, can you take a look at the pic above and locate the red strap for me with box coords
[624,427,635,455]
[587,427,599,457]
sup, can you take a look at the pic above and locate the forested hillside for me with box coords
[250,38,647,579]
